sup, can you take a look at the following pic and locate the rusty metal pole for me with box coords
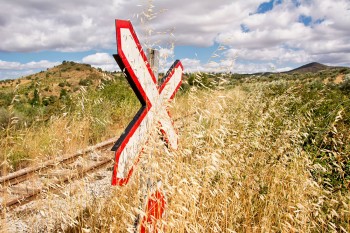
[134,48,160,233]
[147,48,160,83]
[145,47,159,192]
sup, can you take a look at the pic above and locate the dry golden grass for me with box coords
[57,82,349,232]
[0,88,138,174]
[1,77,349,232]
[334,74,345,84]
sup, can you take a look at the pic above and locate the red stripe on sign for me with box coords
[116,20,157,85]
[159,60,183,96]
[111,107,148,186]
[111,20,156,186]
[116,21,151,105]
[169,81,183,100]
[157,61,182,149]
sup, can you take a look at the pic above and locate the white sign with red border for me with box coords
[111,20,183,186]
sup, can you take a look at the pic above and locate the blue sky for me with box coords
[0,0,350,80]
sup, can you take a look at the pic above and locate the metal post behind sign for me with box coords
[135,48,161,232]
[147,48,159,82]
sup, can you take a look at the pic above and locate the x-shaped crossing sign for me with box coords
[111,20,183,186]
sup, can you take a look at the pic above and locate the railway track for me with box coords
[0,112,196,210]
[0,137,117,209]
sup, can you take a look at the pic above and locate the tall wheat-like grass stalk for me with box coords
[58,80,347,232]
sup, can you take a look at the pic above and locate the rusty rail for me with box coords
[0,137,118,187]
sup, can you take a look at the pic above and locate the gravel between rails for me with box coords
[2,165,114,232]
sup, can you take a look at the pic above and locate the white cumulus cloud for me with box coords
[0,60,60,80]
[0,0,349,76]
[81,53,118,72]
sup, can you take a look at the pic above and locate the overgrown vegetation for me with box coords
[1,65,350,232]
[66,68,349,232]
[0,62,139,172]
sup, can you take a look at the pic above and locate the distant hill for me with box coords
[0,61,125,109]
[286,62,330,74]
[0,61,119,100]
[250,62,349,76]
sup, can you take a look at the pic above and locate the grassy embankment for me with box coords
[0,61,139,175]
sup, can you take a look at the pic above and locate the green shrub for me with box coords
[0,107,10,128]
[340,74,350,93]
[179,82,191,93]
[30,89,40,106]
[60,88,69,99]
[42,95,57,106]
[79,78,92,86]
[0,91,14,106]
[9,150,28,170]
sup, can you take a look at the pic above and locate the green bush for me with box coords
[60,88,69,99]
[0,107,10,128]
[30,89,40,106]
[79,78,92,86]
[179,82,191,93]
[9,150,28,170]
[42,95,57,106]
[340,75,350,93]
[0,91,14,106]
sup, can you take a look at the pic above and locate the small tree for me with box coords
[59,88,68,99]
[30,89,40,106]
